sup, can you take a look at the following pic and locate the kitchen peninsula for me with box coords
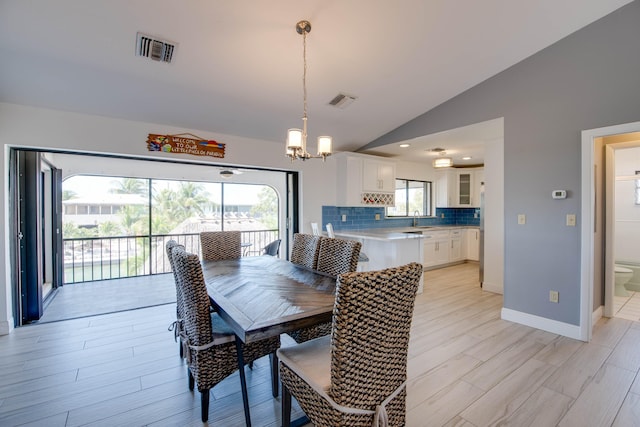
[333,228,425,293]
[334,226,481,294]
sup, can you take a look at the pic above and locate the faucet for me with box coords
[413,210,420,227]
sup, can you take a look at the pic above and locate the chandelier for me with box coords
[285,20,332,162]
[432,149,453,168]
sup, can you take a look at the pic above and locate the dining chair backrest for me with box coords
[200,231,241,261]
[316,237,361,277]
[310,222,320,236]
[290,233,322,270]
[325,223,335,238]
[166,239,186,318]
[262,239,281,256]
[171,246,213,349]
[329,262,423,423]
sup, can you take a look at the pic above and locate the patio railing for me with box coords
[63,230,279,284]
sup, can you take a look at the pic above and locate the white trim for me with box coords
[501,308,582,340]
[581,121,640,343]
[0,319,13,335]
[481,281,503,295]
[592,305,603,326]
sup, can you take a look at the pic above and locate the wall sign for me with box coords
[147,133,225,158]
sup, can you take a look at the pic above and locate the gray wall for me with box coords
[360,1,640,325]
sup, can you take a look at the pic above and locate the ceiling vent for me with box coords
[328,93,357,109]
[136,33,176,63]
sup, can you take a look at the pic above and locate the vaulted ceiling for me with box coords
[0,1,633,160]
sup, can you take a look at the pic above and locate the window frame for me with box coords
[385,178,433,218]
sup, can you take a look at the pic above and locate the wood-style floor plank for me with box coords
[1,262,639,426]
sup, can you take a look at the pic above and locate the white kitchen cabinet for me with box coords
[436,168,484,208]
[449,229,464,262]
[362,159,396,192]
[457,171,473,206]
[423,229,450,267]
[435,170,456,208]
[336,153,396,206]
[466,228,480,261]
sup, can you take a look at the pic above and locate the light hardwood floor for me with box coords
[1,263,639,426]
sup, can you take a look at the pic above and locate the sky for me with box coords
[63,175,272,205]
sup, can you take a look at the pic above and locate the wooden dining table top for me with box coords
[201,256,337,344]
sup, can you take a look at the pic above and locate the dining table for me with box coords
[201,255,337,427]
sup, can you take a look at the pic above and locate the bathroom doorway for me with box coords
[605,137,640,321]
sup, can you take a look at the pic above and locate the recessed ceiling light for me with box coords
[462,156,472,160]
[399,143,410,148]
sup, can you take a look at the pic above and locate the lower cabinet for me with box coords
[423,228,480,269]
[449,229,463,262]
[423,230,450,268]
[466,228,480,261]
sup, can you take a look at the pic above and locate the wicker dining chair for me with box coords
[315,237,361,277]
[278,262,423,427]
[166,240,186,358]
[200,231,242,261]
[287,237,362,344]
[171,246,281,423]
[290,233,322,270]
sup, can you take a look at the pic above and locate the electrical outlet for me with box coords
[441,213,444,218]
[341,214,347,222]
[518,214,526,225]
[549,290,559,303]
[375,214,380,220]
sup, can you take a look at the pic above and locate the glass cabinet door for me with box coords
[458,172,471,205]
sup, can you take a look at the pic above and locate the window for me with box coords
[386,179,432,217]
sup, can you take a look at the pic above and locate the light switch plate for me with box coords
[518,214,526,225]
[566,214,576,226]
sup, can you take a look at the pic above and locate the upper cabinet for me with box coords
[436,168,483,208]
[336,153,396,206]
[362,159,395,192]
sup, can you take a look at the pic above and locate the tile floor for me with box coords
[614,291,640,321]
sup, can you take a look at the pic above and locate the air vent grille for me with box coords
[328,93,357,109]
[136,33,176,63]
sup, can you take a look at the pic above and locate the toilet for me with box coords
[615,265,633,297]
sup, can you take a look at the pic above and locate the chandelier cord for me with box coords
[302,28,308,140]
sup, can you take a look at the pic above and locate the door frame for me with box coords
[581,120,640,341]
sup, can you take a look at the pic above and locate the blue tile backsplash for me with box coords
[322,206,480,231]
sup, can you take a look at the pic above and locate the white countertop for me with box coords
[334,225,479,242]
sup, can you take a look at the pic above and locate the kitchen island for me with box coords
[333,229,425,293]
[333,226,481,294]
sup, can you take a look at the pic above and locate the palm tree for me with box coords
[62,190,77,201]
[173,182,210,221]
[110,178,147,195]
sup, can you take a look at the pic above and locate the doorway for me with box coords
[604,137,640,320]
[10,149,299,325]
[581,121,640,341]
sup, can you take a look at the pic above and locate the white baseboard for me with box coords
[501,308,583,340]
[482,281,503,295]
[592,305,603,326]
[0,319,14,336]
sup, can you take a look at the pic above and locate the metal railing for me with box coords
[63,230,279,284]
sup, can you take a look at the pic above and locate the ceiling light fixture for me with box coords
[399,143,410,148]
[433,152,453,168]
[286,20,332,162]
